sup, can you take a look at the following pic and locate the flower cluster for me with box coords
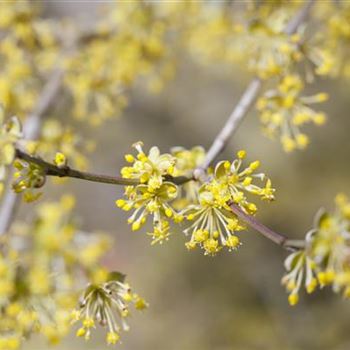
[0,0,58,117]
[0,195,117,347]
[12,159,46,202]
[256,74,328,152]
[64,2,176,125]
[185,3,302,79]
[117,142,182,245]
[282,194,350,305]
[183,150,274,255]
[117,144,275,255]
[72,272,147,345]
[0,110,22,197]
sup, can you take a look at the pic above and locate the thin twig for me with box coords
[228,202,305,251]
[195,0,315,178]
[15,149,192,187]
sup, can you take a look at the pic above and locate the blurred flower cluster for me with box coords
[72,272,147,345]
[282,194,350,305]
[256,74,327,152]
[117,144,274,255]
[0,195,145,348]
[64,2,177,125]
[0,0,58,118]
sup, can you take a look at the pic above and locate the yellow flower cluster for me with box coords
[0,195,114,347]
[183,150,274,255]
[117,143,180,244]
[117,144,274,255]
[282,194,350,305]
[72,273,147,345]
[256,74,328,152]
[12,158,46,202]
[185,3,302,79]
[64,2,175,125]
[0,0,58,117]
[0,110,22,197]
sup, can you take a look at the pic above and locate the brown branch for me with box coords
[15,149,192,187]
[228,202,305,251]
[15,146,305,251]
[195,0,315,179]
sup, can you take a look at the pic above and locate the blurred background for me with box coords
[21,2,350,350]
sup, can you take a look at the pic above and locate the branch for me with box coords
[194,0,315,178]
[228,202,305,251]
[15,149,192,187]
[15,146,304,250]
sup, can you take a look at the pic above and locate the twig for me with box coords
[195,0,315,178]
[228,202,305,251]
[15,149,192,187]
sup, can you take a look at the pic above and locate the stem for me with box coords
[15,149,192,187]
[195,78,262,175]
[195,0,315,178]
[228,202,304,251]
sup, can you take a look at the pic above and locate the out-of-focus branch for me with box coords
[0,68,64,235]
[194,0,315,179]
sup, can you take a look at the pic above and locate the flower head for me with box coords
[182,150,274,255]
[183,187,245,256]
[72,273,147,345]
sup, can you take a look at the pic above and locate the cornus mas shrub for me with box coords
[0,0,349,348]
